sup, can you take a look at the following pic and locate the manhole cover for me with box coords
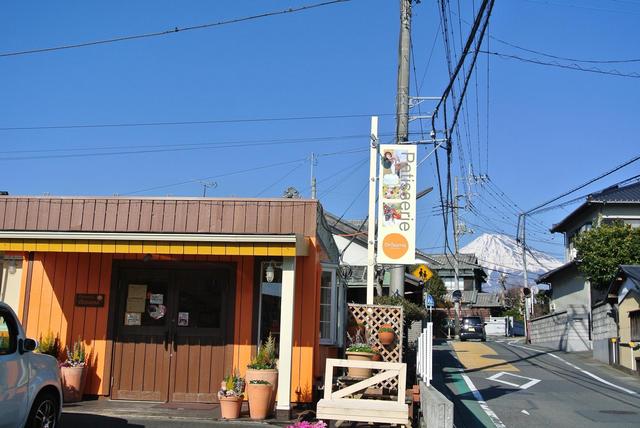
[599,410,637,415]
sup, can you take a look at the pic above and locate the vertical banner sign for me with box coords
[377,144,417,264]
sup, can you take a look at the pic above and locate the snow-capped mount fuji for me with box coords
[461,233,563,292]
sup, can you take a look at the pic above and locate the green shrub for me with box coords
[36,332,61,358]
[248,335,277,370]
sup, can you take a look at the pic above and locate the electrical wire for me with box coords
[0,0,352,58]
[481,50,640,79]
[0,113,395,132]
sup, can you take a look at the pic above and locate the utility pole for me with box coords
[366,117,379,304]
[390,0,413,297]
[453,176,461,337]
[310,152,317,199]
[520,213,531,342]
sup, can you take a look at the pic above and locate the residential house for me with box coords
[0,195,340,414]
[534,180,640,353]
[606,265,640,374]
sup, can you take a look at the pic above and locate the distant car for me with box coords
[0,302,62,428]
[460,316,487,342]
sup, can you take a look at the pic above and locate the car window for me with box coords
[0,311,18,355]
[463,317,483,325]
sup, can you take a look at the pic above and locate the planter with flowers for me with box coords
[247,380,272,420]
[218,373,245,419]
[60,337,87,403]
[345,344,376,378]
[246,335,278,416]
[287,421,327,428]
[378,324,396,345]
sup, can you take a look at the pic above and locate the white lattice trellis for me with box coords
[347,303,403,390]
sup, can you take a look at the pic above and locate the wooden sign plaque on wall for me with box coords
[75,293,105,307]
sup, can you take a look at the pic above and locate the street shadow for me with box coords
[62,413,145,427]
[430,347,492,427]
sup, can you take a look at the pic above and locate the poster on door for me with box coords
[377,144,417,265]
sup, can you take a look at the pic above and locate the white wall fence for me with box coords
[416,322,433,386]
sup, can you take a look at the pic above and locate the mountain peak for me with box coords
[461,233,562,291]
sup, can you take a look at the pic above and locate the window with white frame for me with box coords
[320,265,338,345]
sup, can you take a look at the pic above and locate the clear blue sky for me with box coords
[2,0,639,260]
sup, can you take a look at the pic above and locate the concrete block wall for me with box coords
[530,307,591,352]
[591,302,617,363]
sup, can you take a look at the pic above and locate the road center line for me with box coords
[461,372,508,428]
[507,342,638,396]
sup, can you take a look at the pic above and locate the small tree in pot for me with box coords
[60,337,87,403]
[218,373,245,419]
[246,335,278,416]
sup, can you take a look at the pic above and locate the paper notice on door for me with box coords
[178,312,189,327]
[126,297,146,313]
[125,312,141,326]
[128,284,147,299]
[149,293,163,304]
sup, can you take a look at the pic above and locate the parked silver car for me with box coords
[0,302,62,428]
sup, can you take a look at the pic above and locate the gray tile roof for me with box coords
[551,180,640,233]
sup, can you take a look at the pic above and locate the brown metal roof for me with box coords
[0,196,319,236]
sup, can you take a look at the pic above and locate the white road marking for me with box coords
[507,342,638,396]
[461,372,508,428]
[487,371,541,390]
[521,410,530,415]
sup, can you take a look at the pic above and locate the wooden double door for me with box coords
[111,265,235,402]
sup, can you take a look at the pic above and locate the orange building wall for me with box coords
[16,245,321,402]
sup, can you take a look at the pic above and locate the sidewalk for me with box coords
[62,399,284,427]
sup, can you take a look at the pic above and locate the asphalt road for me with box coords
[432,338,640,428]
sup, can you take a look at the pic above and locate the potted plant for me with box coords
[59,337,87,403]
[378,324,395,345]
[246,335,278,415]
[345,343,375,378]
[247,380,272,420]
[218,373,245,419]
[35,331,60,359]
[371,348,382,362]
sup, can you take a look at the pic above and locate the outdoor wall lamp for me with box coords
[265,261,282,283]
[8,259,17,275]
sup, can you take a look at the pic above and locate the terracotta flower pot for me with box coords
[60,366,87,403]
[378,330,395,345]
[371,352,382,362]
[219,395,243,419]
[247,383,272,420]
[245,368,278,415]
[345,351,374,378]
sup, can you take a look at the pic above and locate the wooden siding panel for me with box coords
[127,200,142,232]
[197,202,211,233]
[84,254,101,392]
[186,201,199,233]
[0,200,6,229]
[304,202,317,237]
[232,203,246,234]
[14,200,28,230]
[162,201,176,232]
[81,200,96,231]
[104,200,119,231]
[174,201,188,233]
[59,201,72,231]
[70,200,84,230]
[93,200,107,232]
[221,203,235,232]
[115,200,130,231]
[35,200,49,230]
[256,202,270,234]
[268,202,282,234]
[24,256,44,338]
[291,204,305,235]
[210,202,223,233]
[139,201,153,232]
[244,202,258,234]
[150,200,164,232]
[26,199,39,230]
[280,203,294,235]
[62,254,79,346]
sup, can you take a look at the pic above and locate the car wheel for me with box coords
[460,338,466,342]
[26,391,59,428]
[481,337,486,342]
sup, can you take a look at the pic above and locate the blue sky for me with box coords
[2,0,639,261]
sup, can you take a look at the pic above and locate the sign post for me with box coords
[425,293,435,323]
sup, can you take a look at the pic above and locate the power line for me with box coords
[481,50,640,79]
[0,113,395,132]
[123,146,365,195]
[0,0,352,58]
[527,153,640,214]
[0,134,376,161]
